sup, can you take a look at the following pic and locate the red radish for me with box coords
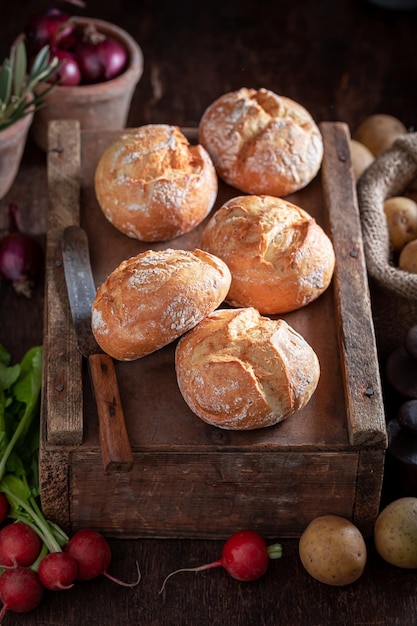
[64,529,140,587]
[0,567,44,619]
[64,529,111,581]
[38,552,78,590]
[159,530,283,593]
[0,496,8,525]
[0,522,42,568]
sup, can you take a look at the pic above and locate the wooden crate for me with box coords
[40,120,387,539]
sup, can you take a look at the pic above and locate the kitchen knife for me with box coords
[61,225,133,473]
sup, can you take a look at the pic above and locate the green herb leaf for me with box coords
[0,362,20,392]
[0,344,67,553]
[12,41,26,97]
[0,346,42,482]
[0,345,10,366]
[0,41,60,130]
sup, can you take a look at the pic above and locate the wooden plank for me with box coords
[38,445,72,533]
[354,449,385,536]
[44,120,83,444]
[69,451,359,538]
[320,122,387,448]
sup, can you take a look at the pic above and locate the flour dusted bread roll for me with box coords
[175,307,320,430]
[91,248,231,361]
[94,124,218,242]
[200,195,335,314]
[198,88,323,196]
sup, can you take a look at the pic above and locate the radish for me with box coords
[0,496,8,525]
[0,566,44,620]
[0,522,42,567]
[64,529,140,586]
[38,551,78,590]
[159,530,283,593]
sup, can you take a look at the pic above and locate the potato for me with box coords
[383,196,417,252]
[353,114,407,156]
[298,515,367,586]
[399,239,417,274]
[374,497,417,568]
[349,139,375,180]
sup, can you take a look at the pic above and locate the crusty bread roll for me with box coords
[200,194,335,314]
[175,307,320,430]
[198,88,323,197]
[91,248,231,361]
[94,124,218,242]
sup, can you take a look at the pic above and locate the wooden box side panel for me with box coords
[320,122,387,449]
[68,451,365,539]
[43,120,83,446]
[39,441,72,533]
[353,449,386,536]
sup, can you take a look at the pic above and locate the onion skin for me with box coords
[50,48,82,86]
[0,234,44,297]
[0,204,44,298]
[75,35,128,83]
[25,8,74,53]
[25,8,129,85]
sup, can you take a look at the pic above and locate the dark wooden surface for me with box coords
[1,0,417,624]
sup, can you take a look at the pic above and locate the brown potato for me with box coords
[298,515,367,586]
[349,139,375,180]
[383,196,417,252]
[374,497,417,568]
[399,239,417,274]
[353,114,407,157]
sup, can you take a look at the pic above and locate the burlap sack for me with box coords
[357,133,417,361]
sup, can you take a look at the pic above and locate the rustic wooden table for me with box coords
[1,0,417,624]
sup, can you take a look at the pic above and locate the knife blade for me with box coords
[61,225,133,473]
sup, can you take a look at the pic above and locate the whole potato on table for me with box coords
[383,196,417,253]
[298,515,367,586]
[374,497,417,568]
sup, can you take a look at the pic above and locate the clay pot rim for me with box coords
[0,97,34,138]
[35,16,144,96]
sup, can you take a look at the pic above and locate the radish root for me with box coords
[159,561,220,594]
[104,560,141,588]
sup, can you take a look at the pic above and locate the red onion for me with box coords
[0,204,44,298]
[74,27,128,83]
[25,6,129,85]
[25,8,75,53]
[50,48,82,86]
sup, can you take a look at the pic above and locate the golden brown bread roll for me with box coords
[175,307,320,430]
[200,194,335,314]
[91,248,231,361]
[94,124,218,242]
[198,88,323,196]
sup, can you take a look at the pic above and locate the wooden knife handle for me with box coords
[88,353,133,473]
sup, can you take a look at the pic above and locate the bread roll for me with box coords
[91,248,231,361]
[198,88,323,196]
[200,194,335,314]
[94,124,218,242]
[175,307,320,430]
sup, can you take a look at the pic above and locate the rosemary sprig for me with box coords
[0,38,60,131]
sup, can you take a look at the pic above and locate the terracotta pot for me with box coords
[0,109,34,200]
[31,17,144,151]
